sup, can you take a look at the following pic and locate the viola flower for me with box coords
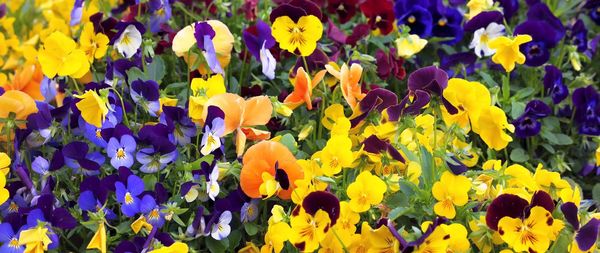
[441,78,491,132]
[346,170,387,213]
[140,197,166,229]
[514,21,559,67]
[375,48,406,80]
[79,22,109,62]
[112,22,145,58]
[206,165,220,201]
[572,86,600,136]
[130,79,160,117]
[107,135,136,169]
[497,206,554,252]
[488,35,532,72]
[136,147,178,173]
[18,225,53,253]
[290,208,331,252]
[394,1,433,37]
[319,136,354,176]
[188,74,226,122]
[284,67,326,110]
[470,22,505,58]
[360,0,395,35]
[0,169,7,206]
[326,0,358,24]
[567,19,588,52]
[74,89,110,128]
[466,0,494,19]
[240,199,260,223]
[543,65,568,104]
[395,34,428,58]
[38,31,89,78]
[115,174,144,217]
[149,241,189,253]
[432,171,471,219]
[148,0,171,33]
[203,93,272,155]
[172,20,235,74]
[262,220,291,253]
[201,116,225,156]
[242,20,276,79]
[513,100,551,138]
[430,0,464,44]
[3,64,45,101]
[561,202,600,253]
[194,21,223,74]
[62,141,103,173]
[210,211,232,240]
[474,106,515,150]
[240,141,303,199]
[271,14,323,56]
[325,63,365,110]
[0,223,24,253]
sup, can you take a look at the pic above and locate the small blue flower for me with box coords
[0,223,24,253]
[115,175,145,217]
[136,147,177,173]
[107,135,137,168]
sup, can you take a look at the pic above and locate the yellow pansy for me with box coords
[365,222,400,253]
[413,224,450,253]
[466,0,494,20]
[482,159,502,170]
[443,223,470,252]
[442,78,491,132]
[432,171,471,219]
[188,74,226,122]
[488,35,532,72]
[74,90,110,128]
[334,201,360,233]
[319,135,354,176]
[503,164,538,192]
[38,31,89,78]
[272,15,323,56]
[18,226,52,253]
[533,164,570,195]
[86,222,107,253]
[395,34,428,58]
[497,206,553,253]
[0,152,10,175]
[469,216,504,253]
[321,104,346,130]
[346,170,387,213]
[474,106,514,151]
[261,222,291,253]
[289,209,330,252]
[79,22,109,62]
[131,215,153,234]
[148,242,189,253]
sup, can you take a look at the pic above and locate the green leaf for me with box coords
[315,176,336,184]
[553,134,573,145]
[228,230,242,251]
[183,155,215,171]
[510,101,526,119]
[510,148,529,163]
[244,222,259,236]
[206,237,227,253]
[389,207,409,220]
[593,184,600,204]
[419,147,434,187]
[478,71,499,87]
[146,56,166,82]
[172,214,186,227]
[126,67,146,83]
[278,133,298,153]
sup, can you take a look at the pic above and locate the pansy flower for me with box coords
[284,67,326,111]
[513,100,551,138]
[130,79,160,117]
[326,0,358,24]
[325,63,365,110]
[543,65,568,104]
[488,34,532,72]
[430,0,464,44]
[242,20,277,79]
[203,93,272,155]
[394,0,433,37]
[74,89,110,128]
[159,105,197,145]
[200,113,225,156]
[240,141,303,199]
[360,0,395,35]
[107,135,136,169]
[567,19,588,52]
[115,175,145,217]
[375,48,406,80]
[271,14,323,56]
[0,223,24,253]
[432,171,471,219]
[61,141,102,173]
[469,22,504,58]
[240,199,260,223]
[561,202,600,253]
[346,170,386,213]
[148,0,171,33]
[210,211,232,240]
[572,86,600,136]
[79,22,109,63]
[188,74,226,123]
[441,78,490,132]
[112,21,145,59]
[194,21,223,74]
[135,146,178,173]
[37,31,90,78]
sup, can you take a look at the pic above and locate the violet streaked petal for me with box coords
[485,194,529,230]
[576,218,600,251]
[302,191,340,225]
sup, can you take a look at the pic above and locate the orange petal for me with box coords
[242,96,273,127]
[240,158,273,198]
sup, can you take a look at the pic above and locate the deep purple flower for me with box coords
[375,48,406,80]
[513,114,542,138]
[568,19,588,52]
[159,106,196,145]
[495,0,519,20]
[394,0,433,37]
[445,154,468,174]
[561,202,600,252]
[586,0,600,25]
[429,0,463,44]
[514,21,558,66]
[407,65,448,95]
[561,202,580,230]
[115,175,145,217]
[527,3,565,42]
[362,135,405,163]
[62,141,102,172]
[131,79,160,116]
[349,88,398,127]
[242,20,276,61]
[107,135,137,168]
[439,51,477,77]
[572,86,600,135]
[463,11,504,32]
[138,123,176,153]
[485,194,529,230]
[543,65,568,104]
[270,0,322,23]
[327,0,358,24]
[581,163,600,176]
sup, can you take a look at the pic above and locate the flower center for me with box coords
[480,33,489,43]
[288,26,307,46]
[8,202,18,213]
[329,157,339,168]
[438,18,447,26]
[121,34,131,45]
[408,15,416,23]
[149,208,160,220]
[95,129,102,139]
[125,192,134,204]
[9,238,19,248]
[116,148,126,159]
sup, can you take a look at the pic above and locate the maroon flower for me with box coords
[359,0,395,35]
[327,0,358,24]
[375,48,406,80]
[270,0,323,23]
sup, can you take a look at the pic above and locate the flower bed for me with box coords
[0,0,599,252]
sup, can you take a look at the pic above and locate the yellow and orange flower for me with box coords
[284,67,326,110]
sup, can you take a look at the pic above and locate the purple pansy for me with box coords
[136,147,177,173]
[572,86,600,136]
[148,0,171,33]
[159,106,197,145]
[543,65,568,104]
[130,79,160,116]
[194,21,223,74]
[107,135,137,168]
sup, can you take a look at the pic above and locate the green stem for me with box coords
[111,88,130,127]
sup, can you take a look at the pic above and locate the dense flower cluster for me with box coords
[0,0,599,252]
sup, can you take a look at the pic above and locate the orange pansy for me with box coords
[240,141,303,200]
[284,67,326,110]
[2,64,44,101]
[325,63,365,110]
[203,93,273,156]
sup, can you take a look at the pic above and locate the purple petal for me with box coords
[463,11,504,32]
[529,190,555,212]
[560,202,580,230]
[194,22,215,51]
[302,191,340,225]
[576,218,600,251]
[486,194,529,230]
[407,66,448,95]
